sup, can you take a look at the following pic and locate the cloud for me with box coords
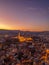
[28,7,37,10]
[27,7,38,11]
[48,7,49,9]
[24,7,44,12]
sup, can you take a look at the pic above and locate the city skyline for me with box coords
[0,0,49,31]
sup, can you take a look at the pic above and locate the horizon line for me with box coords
[0,29,49,32]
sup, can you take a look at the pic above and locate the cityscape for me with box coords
[0,0,49,65]
[0,30,49,65]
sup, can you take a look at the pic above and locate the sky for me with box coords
[0,0,49,31]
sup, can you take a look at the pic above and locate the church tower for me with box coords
[18,32,21,39]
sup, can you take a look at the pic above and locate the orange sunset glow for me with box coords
[0,23,45,31]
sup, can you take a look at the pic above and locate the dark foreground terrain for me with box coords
[0,30,49,65]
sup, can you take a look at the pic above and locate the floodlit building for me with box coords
[17,32,32,42]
